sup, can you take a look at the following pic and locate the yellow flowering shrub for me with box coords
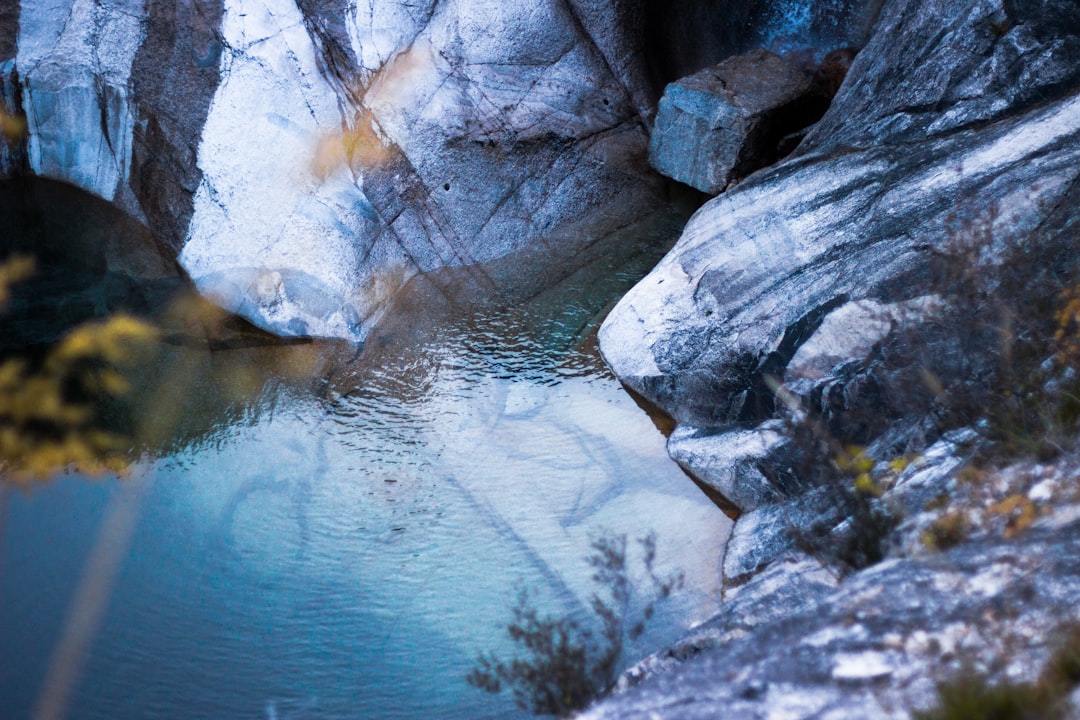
[0,260,159,484]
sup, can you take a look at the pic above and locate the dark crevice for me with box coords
[737,294,849,422]
[0,0,19,62]
[128,0,226,253]
[641,0,771,94]
[295,0,365,109]
[2,68,29,176]
[95,78,115,156]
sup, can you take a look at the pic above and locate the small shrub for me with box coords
[921,624,1080,720]
[467,589,598,716]
[921,510,969,551]
[467,531,683,716]
[792,482,898,574]
[1041,624,1080,697]
[773,412,901,573]
[0,257,159,483]
[917,673,1060,720]
[987,494,1037,539]
[928,209,1080,463]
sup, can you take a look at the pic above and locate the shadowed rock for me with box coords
[648,49,819,194]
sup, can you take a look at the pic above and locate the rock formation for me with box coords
[585,513,1080,719]
[647,48,821,194]
[7,0,1076,714]
[0,0,873,342]
[592,0,1080,715]
[0,0,652,339]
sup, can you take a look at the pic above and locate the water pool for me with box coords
[0,191,730,720]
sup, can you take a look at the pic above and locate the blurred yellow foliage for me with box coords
[312,116,392,181]
[49,314,158,369]
[835,445,882,497]
[0,108,27,140]
[988,494,1036,539]
[1055,285,1080,364]
[920,510,969,551]
[888,456,913,474]
[0,254,35,305]
[835,445,920,498]
[0,258,160,484]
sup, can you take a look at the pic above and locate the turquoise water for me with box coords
[0,202,730,719]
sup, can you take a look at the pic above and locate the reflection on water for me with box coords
[0,196,729,719]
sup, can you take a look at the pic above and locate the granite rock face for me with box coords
[0,0,877,341]
[601,0,1080,427]
[600,85,1080,429]
[648,49,819,194]
[593,0,1080,716]
[1,0,661,340]
[798,0,1080,154]
[585,518,1080,720]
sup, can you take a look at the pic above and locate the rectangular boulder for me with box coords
[648,48,817,194]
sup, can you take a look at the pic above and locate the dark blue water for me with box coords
[0,213,730,720]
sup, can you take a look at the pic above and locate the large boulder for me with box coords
[797,0,1080,153]
[647,49,819,194]
[600,84,1080,428]
[593,0,1080,713]
[598,0,1080,529]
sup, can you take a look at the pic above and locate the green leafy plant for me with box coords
[467,531,683,716]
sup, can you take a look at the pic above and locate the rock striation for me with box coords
[585,514,1080,720]
[0,0,875,341]
[601,83,1080,432]
[593,0,1080,716]
[1,0,661,340]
